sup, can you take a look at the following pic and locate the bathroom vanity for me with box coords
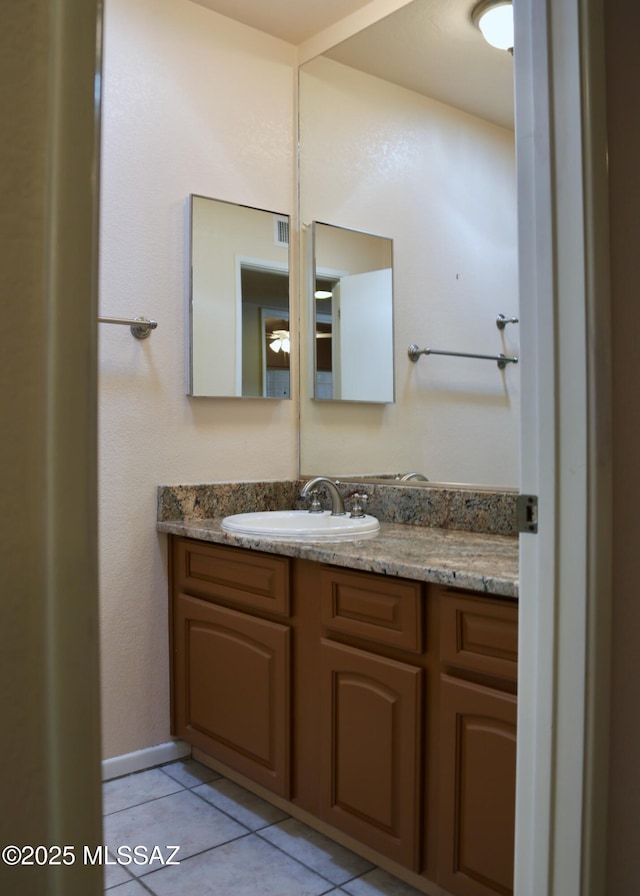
[161,500,518,896]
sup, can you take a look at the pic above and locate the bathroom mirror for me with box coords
[187,195,290,398]
[312,222,394,402]
[298,0,519,487]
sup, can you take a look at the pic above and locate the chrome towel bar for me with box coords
[408,344,518,370]
[99,316,158,339]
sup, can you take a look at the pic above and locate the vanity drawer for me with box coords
[320,566,423,653]
[439,589,518,682]
[173,538,290,617]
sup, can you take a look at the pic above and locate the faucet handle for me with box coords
[302,488,323,513]
[349,492,368,518]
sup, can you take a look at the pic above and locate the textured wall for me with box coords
[99,0,297,758]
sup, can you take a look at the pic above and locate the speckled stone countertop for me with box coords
[157,480,519,598]
[157,516,518,598]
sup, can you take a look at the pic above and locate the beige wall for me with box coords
[606,1,640,891]
[299,57,519,485]
[99,0,297,759]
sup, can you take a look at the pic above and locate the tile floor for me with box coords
[102,759,426,896]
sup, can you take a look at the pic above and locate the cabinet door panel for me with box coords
[320,567,423,652]
[174,593,290,797]
[319,639,422,870]
[174,538,290,616]
[439,590,518,683]
[438,674,516,896]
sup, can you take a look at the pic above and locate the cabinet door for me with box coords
[438,674,517,896]
[319,639,422,870]
[174,593,291,797]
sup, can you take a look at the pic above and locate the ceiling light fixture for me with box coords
[472,0,514,54]
[314,290,333,300]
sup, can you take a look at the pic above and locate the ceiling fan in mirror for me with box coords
[268,329,291,353]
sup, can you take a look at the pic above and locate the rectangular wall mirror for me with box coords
[298,0,519,486]
[312,222,394,403]
[187,195,291,398]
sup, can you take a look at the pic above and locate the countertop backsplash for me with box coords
[158,479,518,537]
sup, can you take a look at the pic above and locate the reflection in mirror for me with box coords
[299,0,519,486]
[312,222,394,402]
[188,195,290,398]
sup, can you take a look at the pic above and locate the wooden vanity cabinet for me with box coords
[168,537,518,896]
[436,588,518,896]
[170,538,292,797]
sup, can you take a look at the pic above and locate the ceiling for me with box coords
[189,0,375,44]
[189,0,514,130]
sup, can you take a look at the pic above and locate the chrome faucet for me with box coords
[397,472,429,482]
[300,476,346,516]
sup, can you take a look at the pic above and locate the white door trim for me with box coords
[514,0,612,894]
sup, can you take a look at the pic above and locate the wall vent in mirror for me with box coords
[187,195,291,399]
[311,221,395,404]
[274,215,289,247]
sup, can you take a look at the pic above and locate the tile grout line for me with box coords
[102,788,185,818]
[131,831,256,882]
[178,780,266,833]
[117,872,158,896]
[253,827,375,891]
[158,765,222,788]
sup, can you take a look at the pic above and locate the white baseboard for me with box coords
[102,740,191,781]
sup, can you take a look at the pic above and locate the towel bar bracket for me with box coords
[496,313,519,330]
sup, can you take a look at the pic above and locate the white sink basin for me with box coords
[221,510,379,541]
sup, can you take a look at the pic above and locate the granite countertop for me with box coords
[157,517,519,599]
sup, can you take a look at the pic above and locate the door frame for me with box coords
[29,2,613,894]
[514,0,611,894]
